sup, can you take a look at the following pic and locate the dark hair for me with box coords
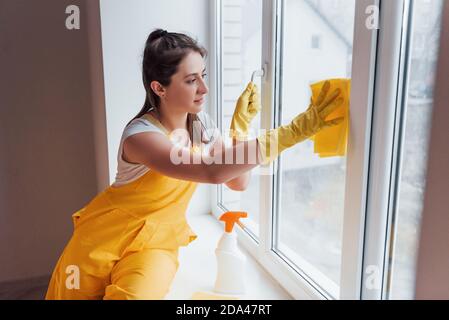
[127,28,210,146]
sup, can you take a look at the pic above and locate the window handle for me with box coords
[251,64,266,82]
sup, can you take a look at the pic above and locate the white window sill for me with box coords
[165,214,292,300]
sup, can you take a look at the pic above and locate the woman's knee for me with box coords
[105,248,179,300]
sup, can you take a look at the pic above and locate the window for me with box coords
[384,0,444,300]
[218,0,264,240]
[311,35,322,49]
[212,0,446,300]
[276,0,356,298]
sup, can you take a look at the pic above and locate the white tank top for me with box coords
[112,110,219,187]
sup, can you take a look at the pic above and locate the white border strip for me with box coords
[339,0,380,300]
[360,0,406,300]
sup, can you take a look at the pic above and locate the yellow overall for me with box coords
[45,114,199,300]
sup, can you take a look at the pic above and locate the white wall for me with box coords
[0,0,108,282]
[99,0,212,217]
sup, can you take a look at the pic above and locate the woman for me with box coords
[45,29,343,300]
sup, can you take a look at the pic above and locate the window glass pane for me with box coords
[386,0,444,300]
[219,0,263,237]
[276,0,355,297]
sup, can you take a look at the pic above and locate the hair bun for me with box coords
[147,29,169,43]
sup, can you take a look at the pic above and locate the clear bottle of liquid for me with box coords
[214,211,248,295]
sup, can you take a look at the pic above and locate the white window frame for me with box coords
[359,0,411,300]
[209,0,441,300]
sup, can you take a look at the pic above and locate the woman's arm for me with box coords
[123,131,262,184]
[210,135,251,191]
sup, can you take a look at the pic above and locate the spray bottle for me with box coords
[213,211,248,295]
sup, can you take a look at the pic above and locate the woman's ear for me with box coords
[150,81,165,98]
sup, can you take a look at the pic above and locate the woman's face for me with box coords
[158,51,209,114]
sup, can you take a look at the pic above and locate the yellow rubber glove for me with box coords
[256,80,344,165]
[310,79,351,158]
[229,82,261,141]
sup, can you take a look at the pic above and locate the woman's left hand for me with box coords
[229,81,261,141]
